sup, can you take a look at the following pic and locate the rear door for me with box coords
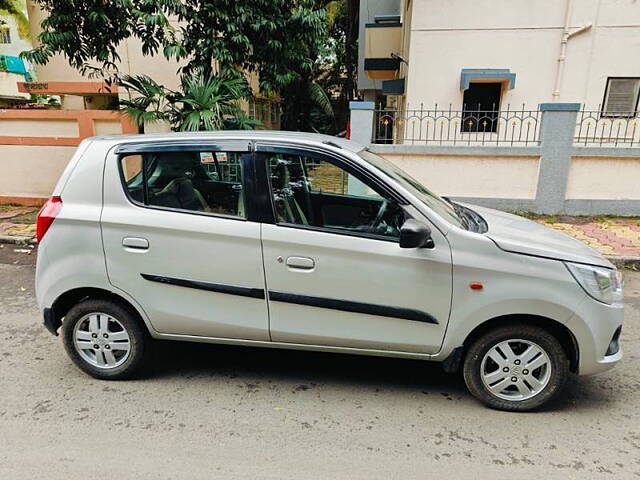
[101,141,269,340]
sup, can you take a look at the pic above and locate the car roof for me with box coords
[92,130,365,153]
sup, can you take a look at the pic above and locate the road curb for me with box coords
[0,235,36,246]
[606,255,640,269]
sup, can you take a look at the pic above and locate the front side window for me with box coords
[359,149,466,229]
[120,150,246,218]
[265,152,406,240]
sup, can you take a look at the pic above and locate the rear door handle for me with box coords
[285,256,315,270]
[122,237,149,250]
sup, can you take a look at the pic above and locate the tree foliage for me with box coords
[279,0,359,133]
[23,0,327,93]
[22,0,357,133]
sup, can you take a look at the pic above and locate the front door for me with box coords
[258,146,452,354]
[101,142,269,340]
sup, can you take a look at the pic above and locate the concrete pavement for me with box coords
[1,247,639,479]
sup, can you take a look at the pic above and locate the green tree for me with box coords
[22,0,330,132]
[23,0,327,93]
[322,0,359,131]
[22,0,172,77]
[279,0,360,134]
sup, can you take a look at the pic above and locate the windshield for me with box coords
[358,149,466,229]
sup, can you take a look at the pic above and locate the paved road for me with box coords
[1,245,639,479]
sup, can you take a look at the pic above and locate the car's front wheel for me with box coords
[463,324,569,411]
[62,298,150,380]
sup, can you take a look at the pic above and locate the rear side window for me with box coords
[119,151,246,218]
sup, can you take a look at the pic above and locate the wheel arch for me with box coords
[462,314,579,373]
[50,287,152,336]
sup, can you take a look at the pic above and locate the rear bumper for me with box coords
[43,307,61,336]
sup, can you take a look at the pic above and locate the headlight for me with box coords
[565,262,623,305]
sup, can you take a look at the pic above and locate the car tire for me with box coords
[463,324,569,412]
[62,298,150,380]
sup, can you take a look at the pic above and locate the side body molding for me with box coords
[141,274,438,324]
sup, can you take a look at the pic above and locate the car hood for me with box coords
[463,204,613,268]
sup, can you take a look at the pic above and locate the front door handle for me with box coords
[122,237,149,250]
[285,256,315,270]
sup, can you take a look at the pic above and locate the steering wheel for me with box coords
[368,199,389,233]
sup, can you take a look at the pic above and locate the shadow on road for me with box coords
[150,339,467,395]
[144,339,613,412]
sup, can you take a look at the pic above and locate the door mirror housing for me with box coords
[399,219,434,249]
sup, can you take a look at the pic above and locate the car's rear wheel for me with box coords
[62,299,150,380]
[463,324,569,411]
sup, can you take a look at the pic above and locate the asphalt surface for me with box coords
[1,245,639,479]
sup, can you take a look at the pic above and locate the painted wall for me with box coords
[0,117,78,137]
[0,71,27,98]
[380,153,540,199]
[0,145,76,198]
[0,110,136,203]
[375,150,640,209]
[567,156,640,200]
[401,0,640,110]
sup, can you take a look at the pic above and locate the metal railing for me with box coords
[373,104,540,146]
[575,107,640,147]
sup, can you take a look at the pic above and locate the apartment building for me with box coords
[0,2,32,106]
[359,0,640,116]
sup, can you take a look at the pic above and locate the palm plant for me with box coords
[281,75,335,132]
[118,74,168,133]
[224,110,263,130]
[308,80,334,117]
[118,72,262,133]
[168,74,251,132]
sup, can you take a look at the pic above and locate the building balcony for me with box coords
[364,16,402,81]
[0,55,29,78]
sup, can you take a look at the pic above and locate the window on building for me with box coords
[0,27,11,44]
[602,78,640,117]
[461,82,502,133]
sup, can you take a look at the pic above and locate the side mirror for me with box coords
[399,219,435,249]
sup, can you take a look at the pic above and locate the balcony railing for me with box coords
[373,104,540,146]
[0,55,29,78]
[575,107,640,147]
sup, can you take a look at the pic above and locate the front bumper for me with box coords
[566,296,624,375]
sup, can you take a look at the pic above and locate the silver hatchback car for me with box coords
[35,131,623,411]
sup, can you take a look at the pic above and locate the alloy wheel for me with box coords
[480,339,552,401]
[73,312,131,369]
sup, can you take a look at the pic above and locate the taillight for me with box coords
[36,196,63,243]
